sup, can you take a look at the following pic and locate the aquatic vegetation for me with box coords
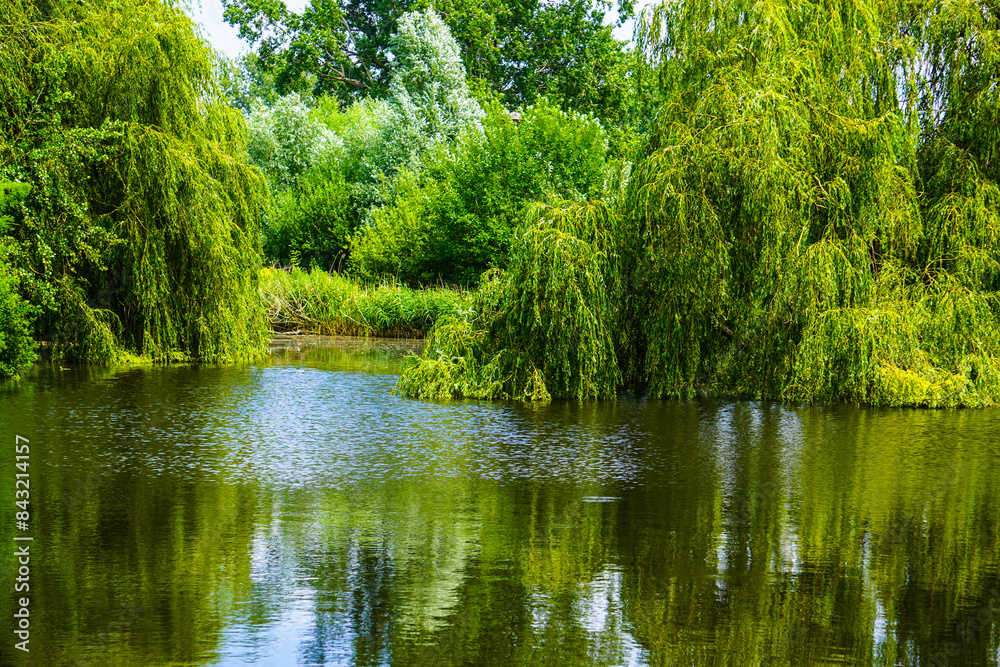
[261,267,470,337]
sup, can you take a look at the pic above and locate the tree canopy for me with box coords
[221,0,639,123]
[0,0,269,365]
[399,0,1000,407]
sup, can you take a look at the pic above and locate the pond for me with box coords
[2,337,999,666]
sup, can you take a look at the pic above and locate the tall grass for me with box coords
[261,267,470,338]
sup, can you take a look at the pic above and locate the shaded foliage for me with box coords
[263,153,353,270]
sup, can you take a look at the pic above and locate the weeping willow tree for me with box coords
[396,200,622,400]
[626,0,1000,406]
[0,0,269,363]
[401,0,1000,407]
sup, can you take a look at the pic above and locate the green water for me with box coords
[1,337,999,666]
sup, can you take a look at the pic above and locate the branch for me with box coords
[317,70,371,90]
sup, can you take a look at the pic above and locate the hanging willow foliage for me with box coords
[401,0,1000,407]
[396,200,621,400]
[624,0,1000,406]
[0,0,269,363]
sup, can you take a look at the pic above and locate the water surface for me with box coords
[2,337,999,666]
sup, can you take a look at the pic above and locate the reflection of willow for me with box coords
[625,405,1000,666]
[143,400,997,666]
[17,368,265,665]
[283,477,642,666]
[38,472,258,665]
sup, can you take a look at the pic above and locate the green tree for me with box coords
[251,9,483,268]
[624,0,1000,405]
[349,98,609,286]
[221,0,640,126]
[400,0,1000,407]
[385,7,483,155]
[0,0,269,363]
[246,92,338,189]
[222,0,406,99]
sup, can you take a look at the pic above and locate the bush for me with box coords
[349,99,610,286]
[0,264,34,379]
[262,153,353,270]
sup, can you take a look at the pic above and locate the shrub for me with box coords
[0,262,34,379]
[0,182,34,378]
[349,98,610,286]
[262,153,353,270]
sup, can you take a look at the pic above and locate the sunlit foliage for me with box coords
[0,0,269,364]
[0,183,35,378]
[625,0,1000,406]
[261,266,470,337]
[401,0,1000,407]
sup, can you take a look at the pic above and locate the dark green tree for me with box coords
[221,0,640,125]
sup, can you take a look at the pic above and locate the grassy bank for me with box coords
[261,267,471,338]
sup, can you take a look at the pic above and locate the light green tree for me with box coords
[0,0,269,363]
[246,92,339,190]
[400,0,1000,407]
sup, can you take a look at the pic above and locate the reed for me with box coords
[260,267,470,338]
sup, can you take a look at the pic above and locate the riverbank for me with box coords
[261,267,471,338]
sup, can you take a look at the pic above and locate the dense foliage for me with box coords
[221,0,639,124]
[400,0,1000,407]
[0,182,34,378]
[0,0,270,365]
[246,9,614,286]
[349,99,609,285]
[397,201,621,400]
[249,9,485,270]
